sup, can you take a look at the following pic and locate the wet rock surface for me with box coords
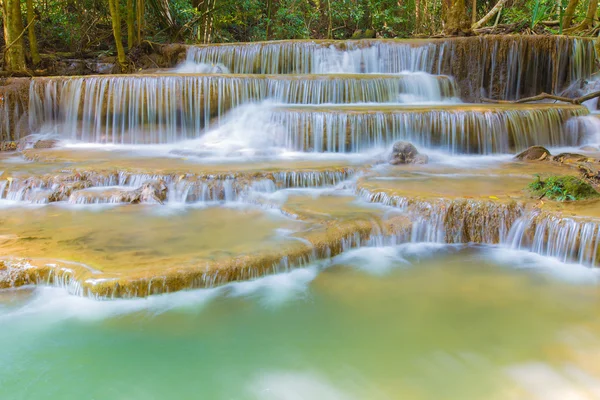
[389,141,429,165]
[515,146,551,161]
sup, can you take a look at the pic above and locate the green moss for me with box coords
[528,175,599,201]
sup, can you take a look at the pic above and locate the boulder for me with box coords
[389,141,429,165]
[579,145,599,152]
[515,146,550,161]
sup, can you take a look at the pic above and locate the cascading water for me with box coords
[27,73,458,143]
[267,104,586,154]
[505,211,600,267]
[565,115,600,146]
[1,35,599,297]
[185,36,596,100]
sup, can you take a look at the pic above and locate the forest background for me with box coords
[0,0,599,72]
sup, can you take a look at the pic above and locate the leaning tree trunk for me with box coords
[562,0,580,28]
[444,0,470,35]
[26,0,40,66]
[3,0,27,72]
[108,0,127,70]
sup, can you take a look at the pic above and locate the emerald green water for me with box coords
[2,244,600,399]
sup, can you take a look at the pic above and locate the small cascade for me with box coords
[185,36,596,100]
[270,105,587,153]
[0,168,357,204]
[27,74,457,144]
[184,41,439,74]
[0,79,30,141]
[505,211,600,267]
[357,187,524,243]
[359,185,600,267]
[565,115,600,146]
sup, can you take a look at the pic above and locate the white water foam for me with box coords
[3,242,600,325]
[0,266,319,323]
[174,61,230,74]
[483,246,600,284]
[247,371,356,400]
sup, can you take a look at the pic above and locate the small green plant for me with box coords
[528,175,599,202]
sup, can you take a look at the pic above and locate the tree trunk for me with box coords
[471,0,476,25]
[472,0,509,28]
[127,0,135,50]
[444,0,470,34]
[26,0,40,66]
[136,0,144,45]
[596,36,600,66]
[327,0,333,38]
[3,0,27,72]
[582,0,597,28]
[562,0,580,28]
[266,0,272,40]
[108,0,127,70]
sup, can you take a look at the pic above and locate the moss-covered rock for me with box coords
[528,175,599,201]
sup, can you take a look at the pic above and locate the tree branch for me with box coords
[472,0,509,29]
[482,90,600,104]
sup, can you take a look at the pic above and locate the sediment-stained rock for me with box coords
[515,146,551,161]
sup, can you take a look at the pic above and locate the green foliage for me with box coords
[36,0,110,52]
[530,0,554,29]
[528,175,599,202]
[271,0,315,39]
[4,0,596,57]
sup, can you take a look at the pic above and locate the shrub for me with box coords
[528,175,599,201]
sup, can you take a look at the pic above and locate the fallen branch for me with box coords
[472,0,510,29]
[482,90,600,104]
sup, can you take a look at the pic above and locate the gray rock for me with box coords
[389,141,428,165]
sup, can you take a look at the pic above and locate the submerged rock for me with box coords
[580,146,599,152]
[33,139,59,149]
[515,146,550,161]
[389,141,428,165]
[17,136,59,151]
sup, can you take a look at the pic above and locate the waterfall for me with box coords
[269,105,587,153]
[0,79,29,141]
[505,211,600,267]
[27,74,458,143]
[185,36,596,100]
[358,186,600,267]
[565,115,600,146]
